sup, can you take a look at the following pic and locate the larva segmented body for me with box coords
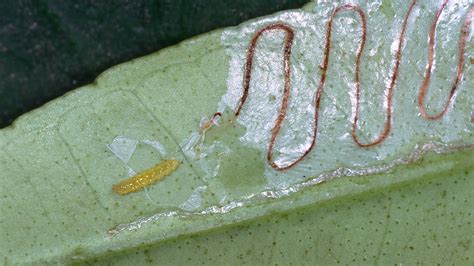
[112,159,179,195]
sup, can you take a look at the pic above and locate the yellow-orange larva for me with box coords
[112,159,179,195]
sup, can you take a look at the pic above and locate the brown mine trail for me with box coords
[215,0,473,171]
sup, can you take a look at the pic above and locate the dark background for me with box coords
[0,0,308,128]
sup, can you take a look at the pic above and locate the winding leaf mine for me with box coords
[0,0,473,264]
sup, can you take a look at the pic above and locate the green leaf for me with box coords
[1,0,473,264]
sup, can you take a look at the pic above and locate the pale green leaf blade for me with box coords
[1,0,473,264]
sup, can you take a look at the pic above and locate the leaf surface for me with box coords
[1,0,473,264]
